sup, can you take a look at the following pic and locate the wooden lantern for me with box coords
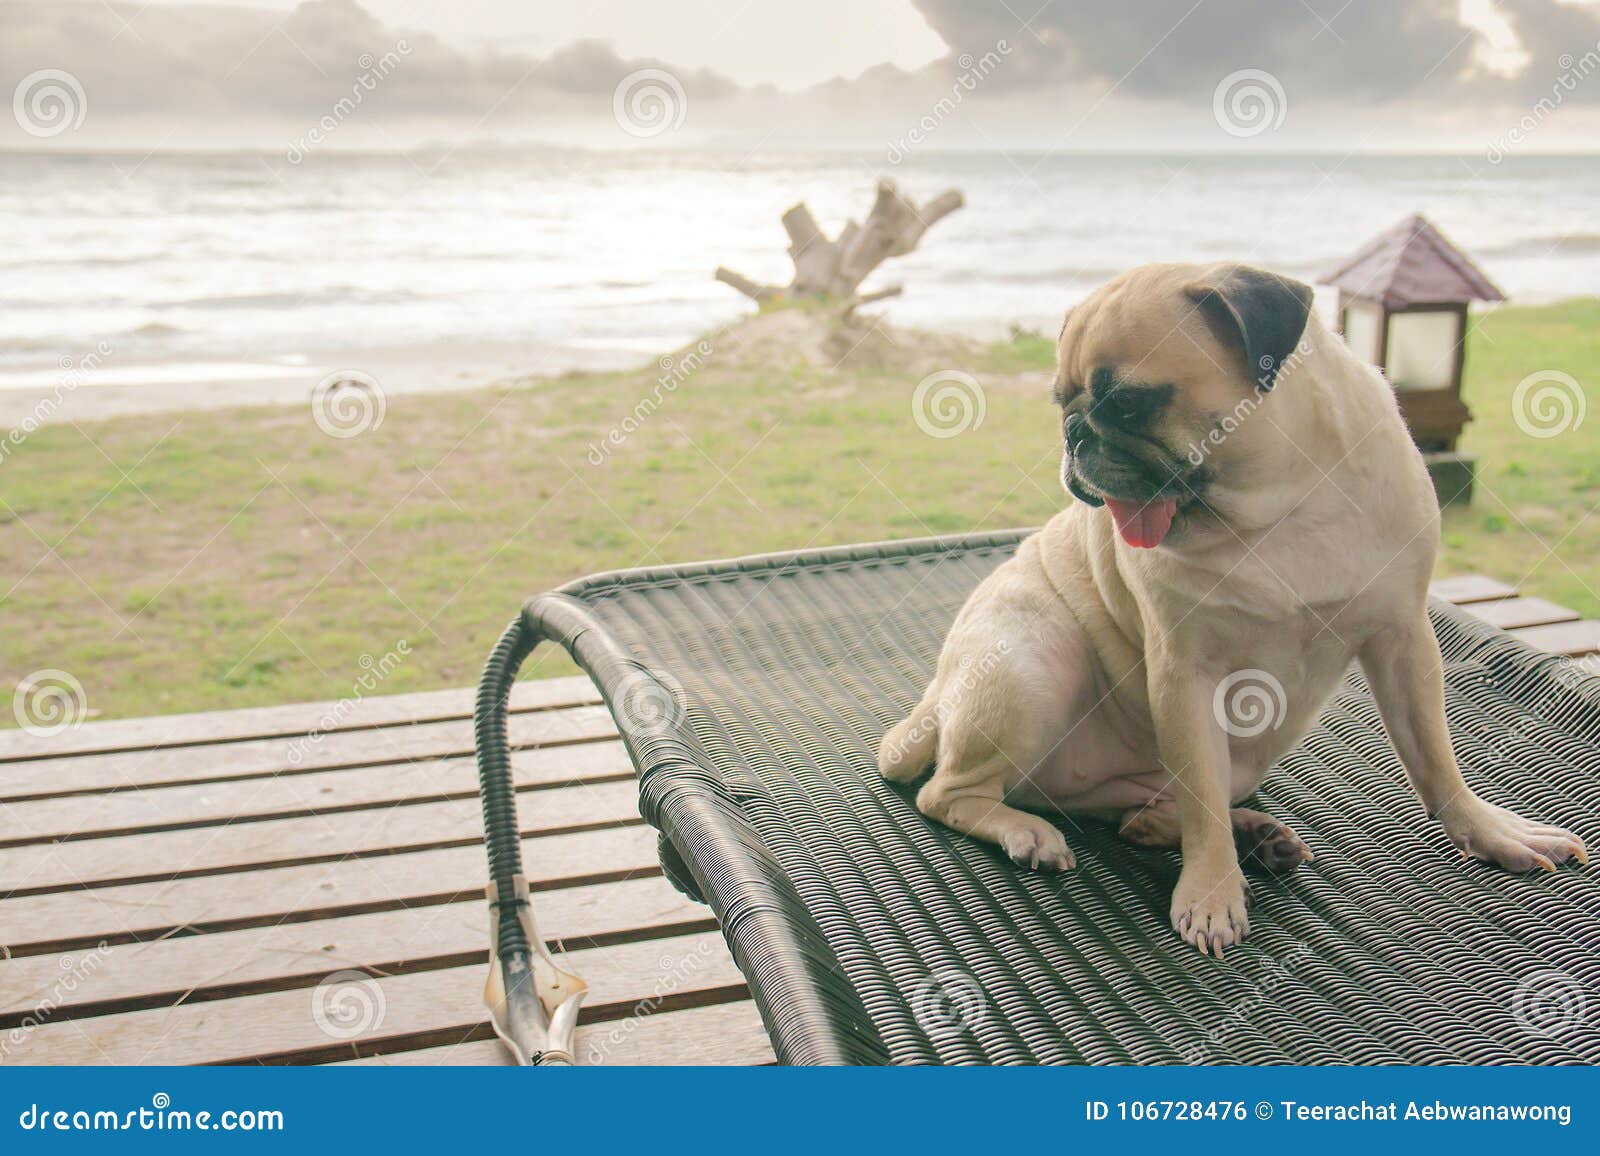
[1321,213,1504,455]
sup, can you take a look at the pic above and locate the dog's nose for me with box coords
[1065,411,1092,452]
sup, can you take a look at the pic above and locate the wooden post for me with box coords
[714,180,964,310]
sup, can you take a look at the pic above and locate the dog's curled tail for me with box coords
[877,691,939,782]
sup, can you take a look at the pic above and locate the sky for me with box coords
[3,0,1600,152]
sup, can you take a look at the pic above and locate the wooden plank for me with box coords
[0,741,635,846]
[2,825,665,954]
[2,779,643,895]
[6,931,744,1065]
[1464,596,1581,631]
[0,877,711,1026]
[1511,619,1600,658]
[334,1000,774,1066]
[0,677,599,762]
[1429,574,1517,605]
[0,706,617,802]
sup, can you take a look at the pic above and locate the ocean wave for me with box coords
[0,335,67,354]
[928,265,1131,285]
[148,287,424,311]
[0,253,158,270]
[127,321,189,338]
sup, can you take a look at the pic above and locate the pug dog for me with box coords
[878,261,1588,956]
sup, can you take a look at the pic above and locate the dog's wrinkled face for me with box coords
[1054,262,1312,549]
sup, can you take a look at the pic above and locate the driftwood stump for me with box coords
[716,179,963,310]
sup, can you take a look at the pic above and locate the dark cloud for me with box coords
[1501,0,1600,93]
[3,0,1598,150]
[910,0,1600,105]
[0,0,740,140]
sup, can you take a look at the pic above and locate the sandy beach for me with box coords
[0,338,650,429]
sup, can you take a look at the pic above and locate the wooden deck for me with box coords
[0,676,772,1065]
[1,575,1595,1067]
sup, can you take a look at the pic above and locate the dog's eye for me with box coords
[1091,380,1173,429]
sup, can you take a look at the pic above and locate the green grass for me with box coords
[1,302,1595,724]
[1443,298,1600,618]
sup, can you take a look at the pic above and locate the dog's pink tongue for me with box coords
[1104,497,1177,548]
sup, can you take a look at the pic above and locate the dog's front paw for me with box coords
[1442,799,1588,873]
[1170,863,1250,958]
[1001,820,1076,872]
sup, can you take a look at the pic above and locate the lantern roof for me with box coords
[1319,213,1504,309]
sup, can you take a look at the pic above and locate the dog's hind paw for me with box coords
[1231,809,1313,873]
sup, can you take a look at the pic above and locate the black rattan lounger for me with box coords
[474,529,1600,1065]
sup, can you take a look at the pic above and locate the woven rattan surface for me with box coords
[527,529,1600,1065]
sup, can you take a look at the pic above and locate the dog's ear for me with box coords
[1184,266,1312,392]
